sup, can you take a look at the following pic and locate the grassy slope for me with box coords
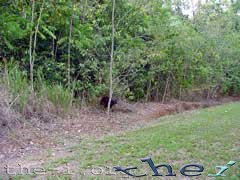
[13,102,240,179]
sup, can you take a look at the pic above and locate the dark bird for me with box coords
[100,96,118,108]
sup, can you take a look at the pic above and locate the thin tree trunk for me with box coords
[190,0,195,18]
[54,37,58,59]
[29,0,35,92]
[31,0,45,92]
[162,74,170,103]
[52,37,55,60]
[3,58,9,87]
[107,0,116,116]
[68,14,73,88]
[179,85,182,101]
[146,80,151,101]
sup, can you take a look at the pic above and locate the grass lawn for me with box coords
[12,102,240,179]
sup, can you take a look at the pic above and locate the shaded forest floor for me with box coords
[0,96,240,179]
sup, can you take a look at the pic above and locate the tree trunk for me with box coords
[68,14,73,88]
[162,74,170,103]
[107,0,116,116]
[29,0,35,92]
[31,0,45,92]
[146,80,151,101]
[52,37,55,60]
[190,0,195,18]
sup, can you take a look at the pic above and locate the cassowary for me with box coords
[100,96,117,108]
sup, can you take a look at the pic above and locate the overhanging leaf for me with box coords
[42,26,56,39]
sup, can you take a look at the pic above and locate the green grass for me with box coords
[70,102,240,179]
[12,102,240,179]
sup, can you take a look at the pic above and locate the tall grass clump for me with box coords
[1,64,73,118]
[44,84,73,113]
[4,66,30,112]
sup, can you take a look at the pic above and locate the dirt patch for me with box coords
[52,96,239,137]
[0,85,63,165]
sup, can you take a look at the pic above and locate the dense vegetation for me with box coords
[0,0,240,108]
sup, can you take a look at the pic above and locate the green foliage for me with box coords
[1,0,240,104]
